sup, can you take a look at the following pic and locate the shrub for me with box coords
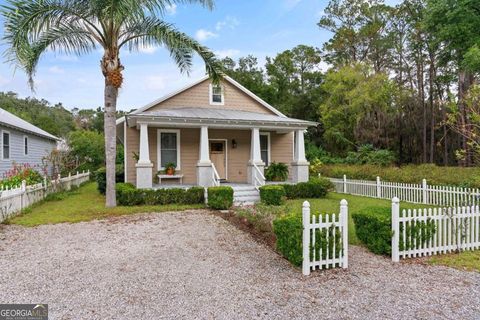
[265,162,289,181]
[273,213,343,267]
[259,185,286,205]
[345,144,396,166]
[207,186,233,210]
[116,183,143,206]
[115,184,205,206]
[0,163,44,189]
[352,207,392,255]
[282,178,333,199]
[95,165,125,194]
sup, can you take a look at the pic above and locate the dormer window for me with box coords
[210,84,224,105]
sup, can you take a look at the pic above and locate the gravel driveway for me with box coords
[0,210,479,320]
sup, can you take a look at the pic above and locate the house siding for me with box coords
[125,126,295,185]
[0,124,57,177]
[148,79,277,115]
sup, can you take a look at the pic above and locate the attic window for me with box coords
[210,84,224,105]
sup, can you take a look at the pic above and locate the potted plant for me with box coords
[164,162,176,175]
[265,162,289,182]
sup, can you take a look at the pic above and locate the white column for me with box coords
[136,123,153,188]
[250,127,262,164]
[247,127,265,184]
[198,126,211,164]
[138,123,151,164]
[291,129,309,183]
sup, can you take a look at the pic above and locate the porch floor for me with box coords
[152,181,292,189]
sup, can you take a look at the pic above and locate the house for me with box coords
[117,76,316,190]
[0,107,59,177]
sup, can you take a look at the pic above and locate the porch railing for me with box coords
[253,163,266,191]
[211,163,221,187]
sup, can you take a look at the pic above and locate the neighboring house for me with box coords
[0,107,59,177]
[117,76,316,189]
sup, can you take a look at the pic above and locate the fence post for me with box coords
[340,199,348,269]
[391,197,400,262]
[376,176,381,198]
[422,179,428,204]
[343,175,347,194]
[302,201,311,276]
[20,180,26,211]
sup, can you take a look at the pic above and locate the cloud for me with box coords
[0,75,10,87]
[165,4,177,15]
[195,29,218,41]
[214,49,241,59]
[138,45,158,54]
[145,75,166,90]
[215,16,239,31]
[284,0,301,9]
[48,66,65,74]
[55,55,79,62]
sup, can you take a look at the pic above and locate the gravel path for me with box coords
[0,210,479,320]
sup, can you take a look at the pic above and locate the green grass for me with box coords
[427,251,480,272]
[6,182,205,227]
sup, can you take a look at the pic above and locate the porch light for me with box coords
[232,139,237,149]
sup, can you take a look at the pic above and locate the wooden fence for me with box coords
[391,197,480,262]
[329,175,480,207]
[302,200,348,275]
[0,171,90,223]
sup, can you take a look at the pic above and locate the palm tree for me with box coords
[1,0,223,207]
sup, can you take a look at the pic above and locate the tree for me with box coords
[2,0,223,207]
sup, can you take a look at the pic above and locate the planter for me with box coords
[166,168,175,175]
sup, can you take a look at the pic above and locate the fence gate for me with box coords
[302,200,348,275]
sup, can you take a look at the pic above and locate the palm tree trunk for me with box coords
[104,83,118,207]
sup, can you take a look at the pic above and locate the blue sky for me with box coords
[0,0,401,111]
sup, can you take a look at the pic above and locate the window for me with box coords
[158,130,180,169]
[24,136,28,155]
[2,131,10,160]
[260,133,270,166]
[210,84,224,105]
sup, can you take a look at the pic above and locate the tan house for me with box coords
[117,75,316,191]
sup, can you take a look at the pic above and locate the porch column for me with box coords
[247,127,265,185]
[291,129,309,183]
[197,126,214,187]
[136,123,153,188]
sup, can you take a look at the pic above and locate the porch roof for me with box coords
[125,107,317,130]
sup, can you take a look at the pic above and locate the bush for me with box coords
[282,178,333,199]
[207,186,234,210]
[0,163,44,189]
[352,207,392,255]
[259,185,286,205]
[265,162,289,181]
[115,183,205,206]
[95,165,125,194]
[345,144,396,166]
[273,213,343,267]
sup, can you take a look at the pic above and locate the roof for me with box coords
[0,107,60,141]
[126,107,317,129]
[129,75,286,117]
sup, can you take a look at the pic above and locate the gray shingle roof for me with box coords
[0,107,60,140]
[139,107,316,126]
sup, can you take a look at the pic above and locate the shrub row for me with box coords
[259,178,333,205]
[352,207,436,255]
[207,186,233,210]
[95,165,125,194]
[116,183,204,206]
[317,164,480,188]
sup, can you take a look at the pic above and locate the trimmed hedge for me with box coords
[207,186,234,210]
[273,213,343,267]
[115,183,205,206]
[353,207,437,255]
[259,185,286,205]
[282,177,333,199]
[95,165,125,194]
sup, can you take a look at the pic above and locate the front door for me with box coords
[210,141,226,180]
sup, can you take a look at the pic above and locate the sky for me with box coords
[0,0,402,111]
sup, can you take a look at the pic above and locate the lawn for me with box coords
[7,182,205,227]
[427,251,480,272]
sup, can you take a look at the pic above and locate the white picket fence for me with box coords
[0,171,90,223]
[329,175,480,207]
[391,197,480,262]
[302,200,348,275]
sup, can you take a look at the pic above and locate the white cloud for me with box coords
[0,75,10,87]
[165,4,177,15]
[214,49,241,59]
[284,0,301,9]
[48,66,65,74]
[138,45,158,54]
[195,29,218,41]
[215,16,239,31]
[55,55,79,62]
[145,75,166,90]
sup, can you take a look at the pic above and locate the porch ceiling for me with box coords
[125,107,317,130]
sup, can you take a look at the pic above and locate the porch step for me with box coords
[231,185,260,206]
